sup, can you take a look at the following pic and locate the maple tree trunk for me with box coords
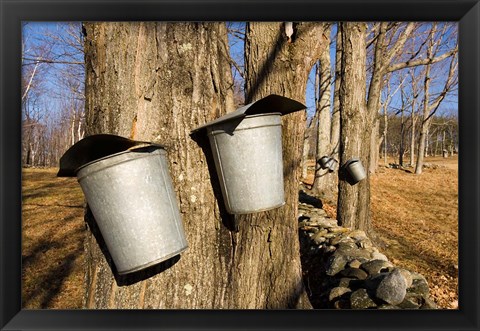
[369,119,380,174]
[312,25,337,201]
[242,22,327,308]
[336,22,371,231]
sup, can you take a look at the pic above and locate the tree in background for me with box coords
[310,24,339,201]
[336,22,370,231]
[21,22,85,167]
[415,24,458,174]
[334,22,457,230]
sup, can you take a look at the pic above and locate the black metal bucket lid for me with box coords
[57,134,164,177]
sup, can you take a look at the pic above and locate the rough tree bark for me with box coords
[330,26,342,162]
[82,22,309,309]
[242,22,327,308]
[369,119,381,173]
[302,120,317,180]
[410,93,417,166]
[336,22,371,231]
[336,22,416,231]
[311,25,337,201]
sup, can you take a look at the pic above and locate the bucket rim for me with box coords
[75,145,166,176]
[344,158,361,168]
[207,112,282,135]
[117,245,188,275]
[210,111,282,126]
[244,111,282,119]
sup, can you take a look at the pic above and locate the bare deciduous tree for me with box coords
[310,24,338,201]
[22,22,85,167]
[415,25,458,174]
[337,22,457,231]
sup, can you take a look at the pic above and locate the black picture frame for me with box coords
[1,0,479,330]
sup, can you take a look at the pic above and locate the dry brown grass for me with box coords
[371,156,458,309]
[22,168,85,309]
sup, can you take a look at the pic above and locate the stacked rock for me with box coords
[298,201,437,309]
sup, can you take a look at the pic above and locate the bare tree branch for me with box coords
[22,57,84,65]
[22,61,39,101]
[386,47,457,73]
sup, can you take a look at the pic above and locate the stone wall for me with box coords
[298,196,437,309]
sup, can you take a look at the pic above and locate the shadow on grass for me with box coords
[22,182,60,200]
[374,227,458,279]
[22,232,84,308]
[22,212,81,233]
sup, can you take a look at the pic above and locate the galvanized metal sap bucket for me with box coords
[207,113,284,214]
[192,94,306,215]
[319,156,331,169]
[319,156,338,172]
[58,135,187,275]
[345,158,366,184]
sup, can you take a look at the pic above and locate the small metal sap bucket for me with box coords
[319,156,331,169]
[76,146,187,275]
[345,158,366,184]
[319,156,338,172]
[328,159,338,172]
[207,113,284,214]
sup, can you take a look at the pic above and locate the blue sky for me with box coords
[22,22,84,123]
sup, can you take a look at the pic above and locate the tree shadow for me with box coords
[22,211,80,234]
[245,22,318,103]
[298,190,323,209]
[22,237,61,268]
[22,248,81,308]
[297,228,333,309]
[189,131,237,232]
[22,230,84,308]
[22,182,59,200]
[38,247,83,308]
[264,279,312,309]
[84,207,181,287]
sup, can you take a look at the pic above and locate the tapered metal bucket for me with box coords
[76,146,188,275]
[327,158,338,172]
[207,113,284,214]
[345,158,366,184]
[319,156,331,169]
